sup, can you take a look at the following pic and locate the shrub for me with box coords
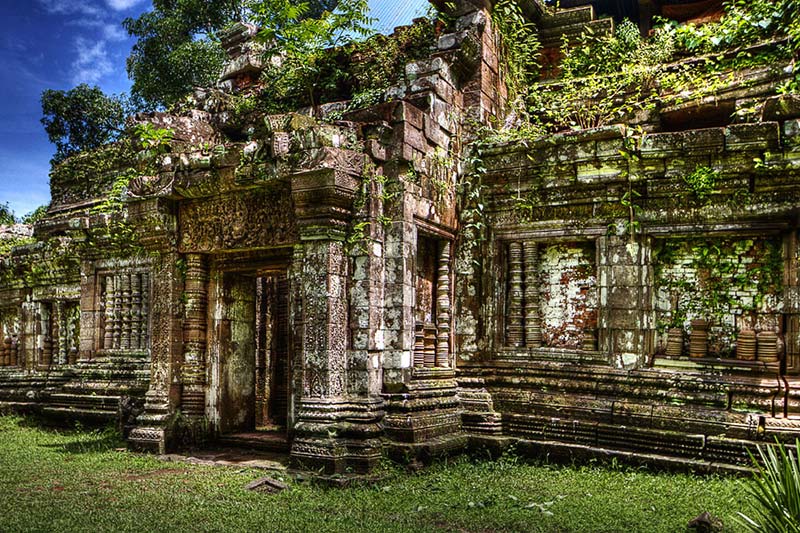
[738,439,800,532]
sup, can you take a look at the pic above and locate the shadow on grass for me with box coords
[39,432,125,454]
[8,415,125,454]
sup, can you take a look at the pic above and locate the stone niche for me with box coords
[502,240,598,351]
[653,235,785,359]
[87,267,152,358]
[36,301,80,367]
[0,306,21,367]
[412,234,452,368]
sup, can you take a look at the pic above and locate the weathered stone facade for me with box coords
[1,0,800,474]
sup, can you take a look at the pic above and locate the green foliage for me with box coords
[253,0,374,113]
[491,0,541,100]
[40,84,132,164]
[666,0,795,54]
[349,20,436,97]
[739,439,800,532]
[654,237,783,343]
[134,123,174,156]
[0,203,14,225]
[49,143,138,208]
[0,236,34,257]
[513,0,797,137]
[525,21,677,133]
[683,165,720,204]
[21,204,50,225]
[560,20,674,79]
[662,0,800,91]
[123,0,244,109]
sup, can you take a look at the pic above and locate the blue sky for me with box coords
[0,0,429,219]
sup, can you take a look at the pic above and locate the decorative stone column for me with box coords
[523,241,542,348]
[180,254,208,417]
[125,198,182,454]
[289,167,384,475]
[506,242,524,347]
[436,241,452,367]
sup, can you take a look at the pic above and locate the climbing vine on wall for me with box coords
[653,237,783,353]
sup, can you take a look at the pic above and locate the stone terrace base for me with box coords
[457,358,800,471]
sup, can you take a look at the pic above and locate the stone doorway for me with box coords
[211,269,291,444]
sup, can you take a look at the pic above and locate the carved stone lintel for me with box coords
[291,168,359,239]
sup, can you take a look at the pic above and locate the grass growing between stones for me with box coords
[0,415,753,532]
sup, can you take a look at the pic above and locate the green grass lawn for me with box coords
[0,415,753,532]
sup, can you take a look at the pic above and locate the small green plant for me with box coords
[134,123,174,156]
[491,0,541,101]
[738,439,800,532]
[683,165,719,204]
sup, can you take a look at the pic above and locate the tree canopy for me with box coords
[40,84,131,164]
[0,203,14,225]
[253,0,373,111]
[123,0,245,110]
[123,0,346,110]
[40,0,363,165]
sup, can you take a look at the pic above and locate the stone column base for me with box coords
[127,391,173,454]
[383,368,466,462]
[459,387,503,436]
[290,397,384,475]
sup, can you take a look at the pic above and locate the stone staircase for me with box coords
[31,359,149,423]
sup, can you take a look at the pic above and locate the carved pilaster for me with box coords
[140,273,150,348]
[125,198,179,454]
[506,242,524,347]
[289,162,385,475]
[121,274,132,350]
[131,273,142,349]
[181,254,209,417]
[112,275,122,349]
[414,321,425,368]
[523,241,542,348]
[436,241,452,367]
[103,275,114,349]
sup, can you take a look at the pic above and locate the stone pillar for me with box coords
[126,198,181,454]
[289,167,384,475]
[506,242,524,347]
[20,301,36,372]
[436,241,452,367]
[180,254,208,417]
[523,241,542,348]
[381,196,464,463]
[597,236,654,367]
[784,230,800,374]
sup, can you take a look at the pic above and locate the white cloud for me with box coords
[70,38,113,85]
[105,0,146,10]
[38,0,104,17]
[103,23,128,41]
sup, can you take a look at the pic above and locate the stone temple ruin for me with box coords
[1,0,800,475]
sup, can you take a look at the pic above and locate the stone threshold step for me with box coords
[217,432,290,453]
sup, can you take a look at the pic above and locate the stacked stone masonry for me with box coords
[1,0,800,475]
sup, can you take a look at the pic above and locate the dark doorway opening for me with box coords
[217,271,290,453]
